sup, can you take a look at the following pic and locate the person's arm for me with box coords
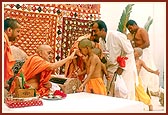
[101,63,108,76]
[115,67,124,75]
[127,33,135,48]
[141,60,160,76]
[47,50,77,70]
[138,29,150,49]
[101,63,112,80]
[73,49,83,70]
[78,56,97,91]
[77,69,86,76]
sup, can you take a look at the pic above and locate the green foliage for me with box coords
[20,72,25,89]
[144,16,153,32]
[117,4,134,34]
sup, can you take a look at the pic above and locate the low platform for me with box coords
[3,92,144,113]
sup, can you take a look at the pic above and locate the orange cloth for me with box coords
[4,32,15,83]
[85,77,107,95]
[64,41,85,81]
[9,55,52,96]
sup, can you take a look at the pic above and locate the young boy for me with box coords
[77,38,107,95]
[134,47,160,111]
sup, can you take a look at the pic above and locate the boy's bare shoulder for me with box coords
[92,54,100,60]
[138,59,145,65]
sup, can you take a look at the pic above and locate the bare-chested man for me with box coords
[77,38,107,95]
[126,20,150,49]
[126,20,160,95]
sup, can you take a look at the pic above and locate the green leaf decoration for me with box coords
[144,16,153,32]
[117,4,134,34]
[20,72,25,89]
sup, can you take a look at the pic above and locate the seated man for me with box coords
[9,44,76,97]
[5,46,27,94]
[10,45,28,61]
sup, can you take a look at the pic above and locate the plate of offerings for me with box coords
[42,90,67,100]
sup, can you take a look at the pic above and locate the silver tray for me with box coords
[42,95,62,100]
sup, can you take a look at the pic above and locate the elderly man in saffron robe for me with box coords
[9,45,76,97]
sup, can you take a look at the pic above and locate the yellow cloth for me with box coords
[85,77,107,95]
[135,76,151,105]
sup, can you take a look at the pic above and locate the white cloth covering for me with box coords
[139,48,160,92]
[2,92,144,113]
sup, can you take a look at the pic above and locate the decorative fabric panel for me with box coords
[60,17,93,73]
[4,4,100,74]
[4,8,57,63]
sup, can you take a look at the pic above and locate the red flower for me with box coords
[117,56,128,68]
[53,90,67,98]
[24,83,30,89]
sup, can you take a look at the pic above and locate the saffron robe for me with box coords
[9,55,52,96]
[4,32,15,83]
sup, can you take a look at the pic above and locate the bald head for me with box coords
[92,47,101,58]
[37,45,53,61]
[78,38,92,49]
[134,47,143,57]
[37,45,52,53]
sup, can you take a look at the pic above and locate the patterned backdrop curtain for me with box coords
[3,3,100,74]
[4,8,57,63]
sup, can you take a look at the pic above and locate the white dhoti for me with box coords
[122,53,138,100]
[139,48,160,92]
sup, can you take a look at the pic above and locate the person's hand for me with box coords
[69,50,77,60]
[82,55,88,63]
[75,49,82,56]
[44,82,52,89]
[77,84,84,92]
[115,67,124,75]
[71,70,78,78]
[127,33,134,40]
[154,69,160,76]
[106,73,113,80]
